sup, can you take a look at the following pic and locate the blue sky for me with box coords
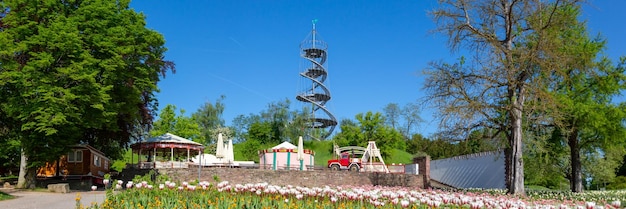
[129,0,625,137]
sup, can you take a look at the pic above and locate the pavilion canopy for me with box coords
[131,133,204,150]
[271,141,297,150]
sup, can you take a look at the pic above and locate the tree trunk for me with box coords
[504,146,512,190]
[16,149,37,189]
[17,149,27,188]
[569,128,583,192]
[23,167,37,189]
[508,102,525,195]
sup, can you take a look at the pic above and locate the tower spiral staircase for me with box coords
[296,20,337,140]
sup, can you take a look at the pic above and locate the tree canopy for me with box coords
[0,0,173,188]
[332,111,406,158]
[150,104,201,141]
[426,0,585,194]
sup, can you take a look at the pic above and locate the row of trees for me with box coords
[425,0,626,194]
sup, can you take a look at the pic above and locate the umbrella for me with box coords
[297,136,305,170]
[226,138,234,164]
[215,133,224,158]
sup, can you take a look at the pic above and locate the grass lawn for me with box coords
[0,191,13,201]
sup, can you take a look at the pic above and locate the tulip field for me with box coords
[80,178,625,209]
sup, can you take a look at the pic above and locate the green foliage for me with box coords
[192,95,226,146]
[131,170,157,184]
[237,139,262,163]
[0,191,13,201]
[385,148,413,164]
[306,140,334,166]
[533,4,626,192]
[85,180,626,209]
[607,176,626,190]
[405,132,497,160]
[111,149,147,172]
[332,112,406,158]
[0,0,174,177]
[150,104,201,141]
[0,137,20,173]
[235,99,310,145]
[247,122,278,145]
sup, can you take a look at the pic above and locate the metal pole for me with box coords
[197,150,201,181]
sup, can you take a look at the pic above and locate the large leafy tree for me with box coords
[237,99,308,144]
[0,0,173,188]
[234,99,309,160]
[150,104,201,141]
[425,0,581,194]
[548,7,626,192]
[333,112,405,158]
[516,4,626,192]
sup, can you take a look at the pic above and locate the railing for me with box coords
[130,161,189,169]
[128,162,417,174]
[387,164,406,174]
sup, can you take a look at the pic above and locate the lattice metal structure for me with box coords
[296,20,337,140]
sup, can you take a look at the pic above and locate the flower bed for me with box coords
[82,179,624,209]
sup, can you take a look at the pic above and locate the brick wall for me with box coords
[413,156,431,189]
[157,167,425,189]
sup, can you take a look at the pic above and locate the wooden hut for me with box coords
[37,144,110,185]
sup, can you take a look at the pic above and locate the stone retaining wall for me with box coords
[157,167,425,188]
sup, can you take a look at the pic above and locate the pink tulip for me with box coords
[400,200,410,208]
[611,200,621,208]
[586,202,596,209]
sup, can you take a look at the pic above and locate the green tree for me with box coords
[0,0,174,188]
[239,139,262,162]
[426,0,582,194]
[332,112,405,158]
[192,95,226,146]
[538,5,626,192]
[150,104,201,141]
[231,113,261,143]
[246,121,278,145]
[236,99,308,146]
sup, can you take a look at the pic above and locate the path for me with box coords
[0,189,106,209]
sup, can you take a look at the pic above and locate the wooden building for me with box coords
[37,144,110,185]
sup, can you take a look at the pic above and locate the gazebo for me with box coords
[130,133,204,169]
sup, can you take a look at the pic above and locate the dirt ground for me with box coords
[0,188,106,209]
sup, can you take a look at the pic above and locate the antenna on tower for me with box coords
[312,19,318,48]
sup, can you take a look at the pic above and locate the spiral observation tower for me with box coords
[296,20,337,140]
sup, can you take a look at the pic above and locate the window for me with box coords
[94,155,100,167]
[67,150,83,162]
[104,160,109,169]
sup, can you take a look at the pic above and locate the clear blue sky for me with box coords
[129,0,625,137]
